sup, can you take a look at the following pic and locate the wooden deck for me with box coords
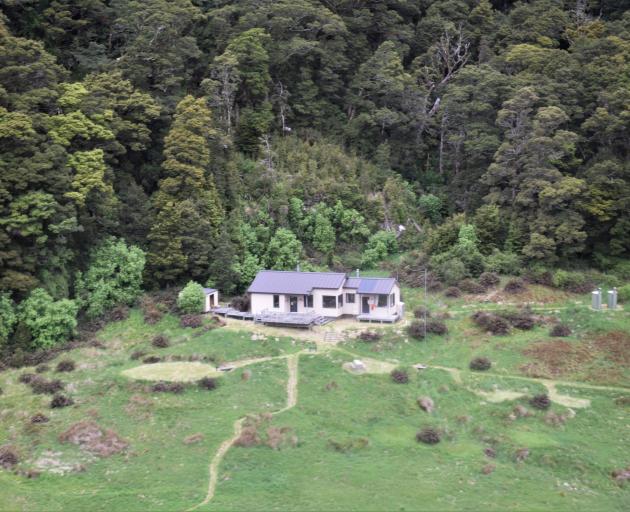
[357,312,400,323]
[211,307,253,320]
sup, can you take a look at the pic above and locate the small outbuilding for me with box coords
[203,288,219,313]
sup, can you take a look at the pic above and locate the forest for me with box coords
[1,0,629,351]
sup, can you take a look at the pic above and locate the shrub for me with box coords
[390,368,409,383]
[444,286,461,298]
[617,284,630,304]
[18,372,36,384]
[551,270,591,293]
[471,312,511,335]
[198,377,218,390]
[142,356,161,364]
[550,324,572,337]
[180,314,203,328]
[31,413,49,424]
[470,357,492,371]
[177,281,205,314]
[524,265,553,286]
[484,250,522,275]
[529,394,551,410]
[50,394,74,408]
[152,335,170,348]
[413,306,431,319]
[108,305,130,322]
[416,427,441,445]
[407,321,426,340]
[459,279,486,294]
[140,296,163,325]
[0,446,19,468]
[152,382,184,394]
[130,350,146,360]
[0,293,16,347]
[56,360,75,372]
[431,256,469,286]
[504,279,527,294]
[426,319,448,335]
[358,331,382,342]
[478,272,500,287]
[498,310,536,330]
[230,295,250,312]
[30,377,64,395]
[35,364,49,374]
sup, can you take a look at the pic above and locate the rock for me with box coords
[417,396,434,413]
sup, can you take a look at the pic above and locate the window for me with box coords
[390,293,396,306]
[338,294,343,307]
[273,295,279,308]
[322,295,337,308]
[377,294,388,307]
[346,293,355,303]
[304,295,314,308]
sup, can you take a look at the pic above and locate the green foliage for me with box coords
[617,284,630,303]
[17,289,77,348]
[0,293,17,346]
[177,281,205,314]
[430,224,485,282]
[418,194,443,223]
[551,270,587,291]
[265,228,302,270]
[361,231,398,268]
[75,238,146,319]
[484,250,522,275]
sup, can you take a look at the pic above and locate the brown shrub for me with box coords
[413,306,431,319]
[407,321,427,340]
[140,296,163,325]
[498,310,537,330]
[180,315,203,328]
[31,413,50,424]
[469,357,491,371]
[56,359,75,372]
[416,427,441,445]
[242,369,252,381]
[35,364,49,374]
[549,324,572,337]
[59,421,128,457]
[266,426,298,450]
[471,312,510,335]
[0,445,19,469]
[108,305,130,322]
[484,447,496,458]
[142,356,161,364]
[482,463,496,475]
[183,433,204,445]
[444,286,461,298]
[358,330,382,342]
[390,368,409,383]
[50,394,74,408]
[592,331,630,366]
[459,279,486,294]
[30,377,64,395]
[130,350,146,361]
[611,466,630,483]
[234,426,261,447]
[614,396,630,407]
[515,447,530,462]
[417,396,434,413]
[152,335,170,348]
[197,377,218,390]
[529,394,551,410]
[151,381,184,394]
[504,279,527,294]
[426,319,448,335]
[327,437,369,453]
[478,272,500,287]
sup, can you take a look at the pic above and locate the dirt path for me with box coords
[187,354,300,511]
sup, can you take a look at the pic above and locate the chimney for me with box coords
[296,263,301,272]
[356,269,360,277]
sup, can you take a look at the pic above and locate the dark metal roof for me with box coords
[203,288,218,295]
[247,270,347,294]
[344,277,361,289]
[356,278,396,295]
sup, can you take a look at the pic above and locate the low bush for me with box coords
[471,312,511,335]
[50,394,74,408]
[130,350,146,361]
[142,356,161,364]
[413,306,431,319]
[524,265,553,286]
[484,250,522,275]
[504,279,527,294]
[529,394,551,410]
[140,296,163,325]
[197,377,218,390]
[617,284,630,304]
[35,364,49,374]
[426,319,448,335]
[390,368,409,383]
[152,382,184,394]
[459,279,486,294]
[551,270,591,293]
[18,373,36,384]
[0,446,19,469]
[416,427,441,445]
[498,310,536,330]
[177,281,205,314]
[469,357,492,371]
[152,335,170,348]
[407,321,427,340]
[29,377,64,395]
[108,305,130,322]
[31,413,49,424]
[550,324,572,337]
[180,315,203,328]
[444,286,462,298]
[56,360,75,372]
[230,295,250,312]
[358,331,382,342]
[478,272,500,287]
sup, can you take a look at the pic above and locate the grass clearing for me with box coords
[122,362,222,382]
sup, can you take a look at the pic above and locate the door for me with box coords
[362,296,370,314]
[289,296,298,313]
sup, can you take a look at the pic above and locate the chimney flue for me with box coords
[297,263,300,272]
[356,269,360,277]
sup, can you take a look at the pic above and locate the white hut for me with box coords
[203,288,219,312]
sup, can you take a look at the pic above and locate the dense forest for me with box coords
[1,1,629,349]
